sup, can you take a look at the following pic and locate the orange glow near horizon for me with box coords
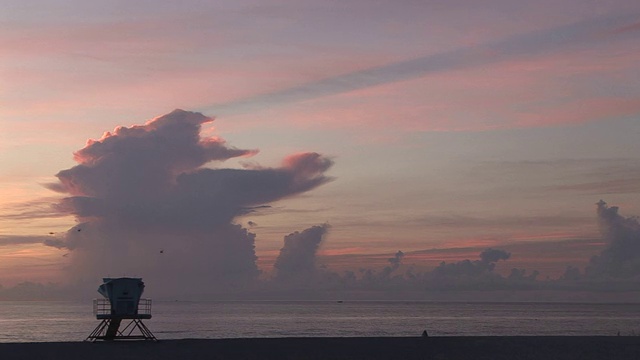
[0,244,66,286]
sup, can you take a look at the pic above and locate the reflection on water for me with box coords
[0,301,638,342]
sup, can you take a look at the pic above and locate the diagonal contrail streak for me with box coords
[199,13,640,116]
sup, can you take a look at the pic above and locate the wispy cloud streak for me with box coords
[0,235,51,247]
[203,13,640,116]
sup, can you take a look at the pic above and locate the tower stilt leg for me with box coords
[85,318,157,342]
[105,318,122,339]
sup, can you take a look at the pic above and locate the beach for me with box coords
[1,337,639,360]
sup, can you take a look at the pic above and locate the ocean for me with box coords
[0,301,638,342]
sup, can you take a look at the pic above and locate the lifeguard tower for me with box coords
[85,277,157,341]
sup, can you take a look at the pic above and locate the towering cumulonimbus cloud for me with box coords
[274,224,330,281]
[46,109,333,294]
[585,200,640,279]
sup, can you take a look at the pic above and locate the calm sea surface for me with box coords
[0,301,638,342]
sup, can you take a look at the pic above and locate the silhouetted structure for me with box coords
[85,277,156,341]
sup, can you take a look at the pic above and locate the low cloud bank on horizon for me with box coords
[2,198,639,300]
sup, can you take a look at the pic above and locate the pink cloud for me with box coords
[608,21,640,35]
[516,97,640,127]
[5,8,639,136]
[318,247,368,256]
[223,42,640,135]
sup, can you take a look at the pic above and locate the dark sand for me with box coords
[1,337,639,360]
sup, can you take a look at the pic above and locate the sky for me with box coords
[1,0,640,300]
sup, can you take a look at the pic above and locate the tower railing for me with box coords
[93,298,152,319]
